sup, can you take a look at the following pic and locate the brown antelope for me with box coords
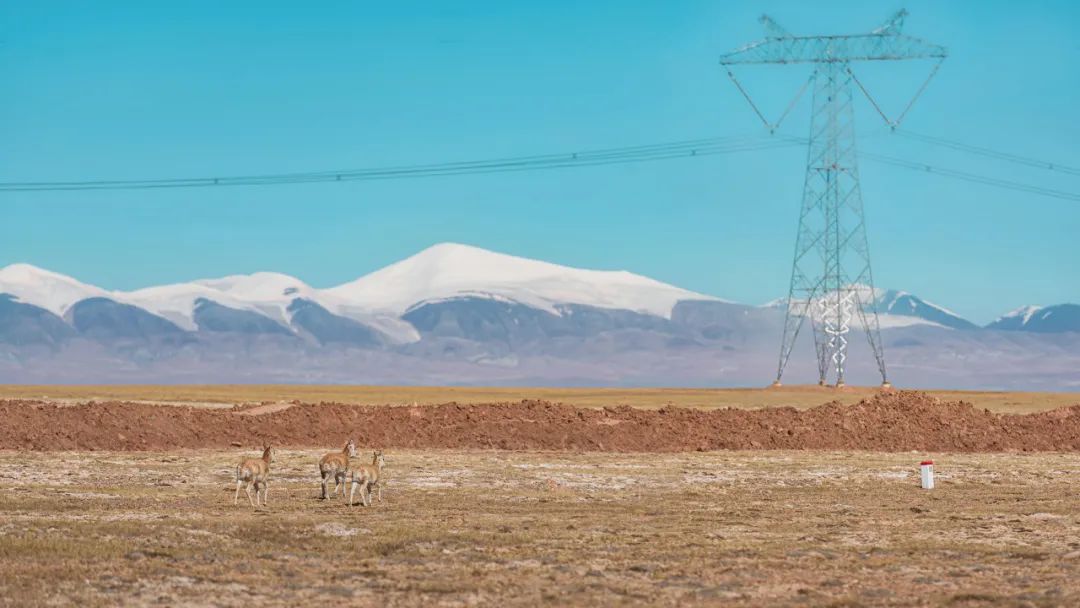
[318,438,357,500]
[234,444,274,507]
[348,450,385,507]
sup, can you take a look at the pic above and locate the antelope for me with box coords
[234,444,274,508]
[348,450,385,507]
[318,438,357,500]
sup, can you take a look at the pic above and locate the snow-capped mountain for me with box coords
[0,244,1076,388]
[1,245,1070,338]
[0,263,112,318]
[325,243,719,318]
[990,305,1042,330]
[873,289,976,330]
[987,304,1080,333]
[0,244,719,346]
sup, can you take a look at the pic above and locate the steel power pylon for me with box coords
[719,10,946,387]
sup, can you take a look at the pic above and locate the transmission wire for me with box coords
[894,130,1080,177]
[0,135,795,192]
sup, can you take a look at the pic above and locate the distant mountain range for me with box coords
[0,243,1076,389]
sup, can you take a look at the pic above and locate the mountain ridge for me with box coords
[0,245,1076,388]
[1,244,1074,334]
[0,242,1075,360]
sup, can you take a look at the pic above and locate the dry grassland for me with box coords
[0,449,1076,606]
[1,384,1075,413]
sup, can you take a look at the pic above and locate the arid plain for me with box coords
[0,385,1077,606]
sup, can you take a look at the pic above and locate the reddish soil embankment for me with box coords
[1,391,1078,452]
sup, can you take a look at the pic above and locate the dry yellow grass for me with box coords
[0,384,1076,413]
[0,449,1076,606]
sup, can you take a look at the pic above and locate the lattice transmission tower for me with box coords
[720,10,946,387]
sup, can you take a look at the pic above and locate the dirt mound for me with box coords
[0,391,1077,452]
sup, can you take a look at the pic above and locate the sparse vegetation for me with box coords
[0,449,1076,606]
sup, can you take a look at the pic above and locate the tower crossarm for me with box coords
[719,33,946,65]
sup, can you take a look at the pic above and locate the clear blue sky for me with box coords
[1,1,1077,324]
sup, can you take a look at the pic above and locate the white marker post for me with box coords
[920,460,934,489]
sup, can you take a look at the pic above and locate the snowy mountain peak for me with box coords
[877,289,961,319]
[874,289,974,329]
[996,305,1043,325]
[1,263,66,281]
[377,242,616,286]
[325,242,719,318]
[0,263,97,290]
[987,303,1078,333]
[0,263,109,316]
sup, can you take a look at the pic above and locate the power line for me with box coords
[772,134,1080,203]
[894,130,1080,177]
[0,135,799,192]
[2,131,1078,203]
[859,151,1080,202]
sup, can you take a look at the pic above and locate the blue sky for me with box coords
[1,0,1077,324]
